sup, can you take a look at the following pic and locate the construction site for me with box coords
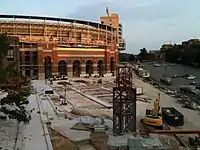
[11,64,195,150]
[1,8,200,150]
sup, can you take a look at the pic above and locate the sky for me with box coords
[1,0,200,54]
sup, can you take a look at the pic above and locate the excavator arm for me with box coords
[152,93,160,115]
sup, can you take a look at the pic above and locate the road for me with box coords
[143,62,200,90]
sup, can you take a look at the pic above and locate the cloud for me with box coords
[69,0,200,54]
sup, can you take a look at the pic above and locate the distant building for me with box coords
[182,39,200,46]
[149,50,165,61]
[160,44,173,51]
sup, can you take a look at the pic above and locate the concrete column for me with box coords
[93,63,98,75]
[30,69,34,77]
[38,50,44,78]
[52,50,58,76]
[106,64,110,73]
[22,70,25,77]
[81,64,86,75]
[68,64,73,77]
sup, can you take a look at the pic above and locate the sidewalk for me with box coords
[15,94,50,150]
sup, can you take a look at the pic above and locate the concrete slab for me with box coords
[65,84,112,108]
[0,119,18,150]
[78,144,96,150]
[51,119,91,143]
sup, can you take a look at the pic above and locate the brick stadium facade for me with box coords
[0,13,125,79]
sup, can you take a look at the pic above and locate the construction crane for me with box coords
[106,7,112,26]
[106,7,110,17]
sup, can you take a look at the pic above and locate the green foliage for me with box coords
[119,53,136,62]
[165,43,200,66]
[0,91,31,122]
[129,54,135,61]
[138,48,152,61]
[0,34,31,123]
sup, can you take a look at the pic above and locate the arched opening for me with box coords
[97,60,104,76]
[86,60,93,76]
[58,60,67,76]
[73,60,81,77]
[44,56,52,79]
[110,57,115,74]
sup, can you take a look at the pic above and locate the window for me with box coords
[20,55,22,62]
[33,51,37,64]
[7,47,14,61]
[25,70,30,76]
[20,71,23,77]
[33,68,38,75]
[25,51,30,62]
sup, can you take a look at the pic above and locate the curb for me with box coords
[36,93,53,150]
[14,123,24,150]
[45,95,59,115]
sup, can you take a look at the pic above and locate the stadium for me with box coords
[0,10,125,79]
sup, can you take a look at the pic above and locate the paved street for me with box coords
[143,62,200,90]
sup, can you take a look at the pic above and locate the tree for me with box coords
[138,48,149,61]
[165,42,200,67]
[128,54,135,62]
[0,34,31,123]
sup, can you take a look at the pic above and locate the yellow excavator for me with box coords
[140,93,163,127]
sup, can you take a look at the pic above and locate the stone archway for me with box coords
[58,60,67,76]
[86,60,93,76]
[73,60,81,77]
[110,57,115,74]
[97,60,104,76]
[44,56,52,79]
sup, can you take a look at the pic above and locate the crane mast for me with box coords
[106,7,112,26]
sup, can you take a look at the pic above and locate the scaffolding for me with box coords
[113,65,137,135]
[0,15,118,47]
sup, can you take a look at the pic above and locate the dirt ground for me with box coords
[48,127,78,150]
[90,132,108,150]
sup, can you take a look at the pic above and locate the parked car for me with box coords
[160,77,172,86]
[196,85,200,90]
[168,64,174,67]
[187,75,195,80]
[180,85,199,95]
[190,81,198,85]
[153,63,161,67]
[172,74,180,78]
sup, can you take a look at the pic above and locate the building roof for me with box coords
[0,14,114,31]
